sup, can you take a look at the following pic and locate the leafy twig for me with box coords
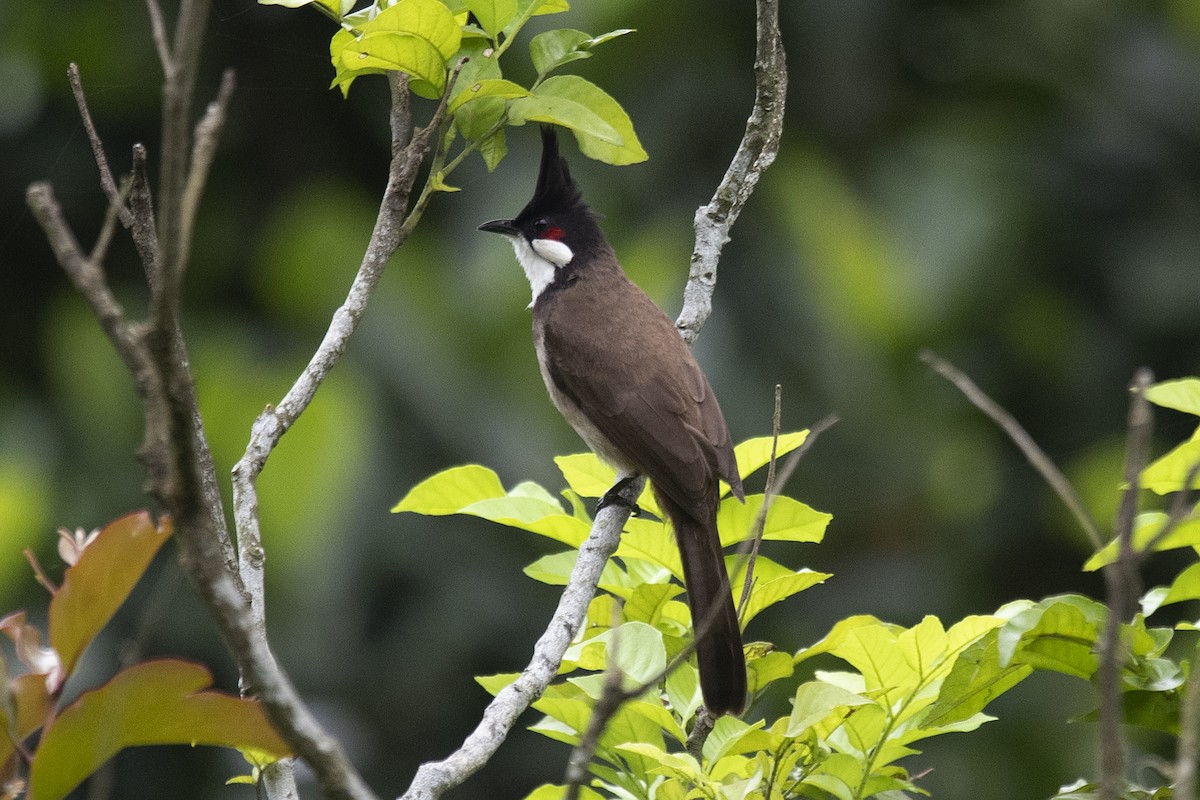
[919,349,1105,549]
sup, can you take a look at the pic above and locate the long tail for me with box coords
[655,490,747,716]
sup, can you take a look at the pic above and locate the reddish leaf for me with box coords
[29,659,291,800]
[48,511,171,679]
[0,670,54,770]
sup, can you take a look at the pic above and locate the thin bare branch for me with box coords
[1176,636,1200,800]
[175,67,235,279]
[26,183,134,353]
[145,0,172,74]
[737,385,783,616]
[89,178,133,271]
[68,63,131,227]
[678,0,786,344]
[1097,368,1154,800]
[920,348,1105,549]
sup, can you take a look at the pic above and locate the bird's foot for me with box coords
[597,476,643,517]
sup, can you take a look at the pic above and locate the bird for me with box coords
[478,126,747,716]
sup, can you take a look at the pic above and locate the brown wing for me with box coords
[540,272,743,513]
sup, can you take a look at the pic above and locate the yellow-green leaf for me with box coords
[393,464,506,514]
[717,493,830,546]
[465,0,517,36]
[449,77,530,113]
[368,0,462,59]
[1141,433,1200,495]
[520,75,646,165]
[787,680,872,737]
[732,431,810,484]
[728,558,830,625]
[340,30,447,98]
[1084,511,1200,570]
[1145,378,1200,416]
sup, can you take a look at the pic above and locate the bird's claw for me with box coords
[597,477,643,517]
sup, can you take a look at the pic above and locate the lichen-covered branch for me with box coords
[677,0,787,344]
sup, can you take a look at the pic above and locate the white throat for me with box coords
[509,237,574,306]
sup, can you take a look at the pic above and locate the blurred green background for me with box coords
[2,0,1200,797]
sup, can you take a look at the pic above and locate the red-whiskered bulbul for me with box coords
[479,127,748,716]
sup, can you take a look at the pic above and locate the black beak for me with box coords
[478,218,519,236]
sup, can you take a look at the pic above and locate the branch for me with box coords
[68,63,131,229]
[230,67,467,800]
[677,0,786,344]
[400,480,644,800]
[1176,635,1200,800]
[1097,368,1154,800]
[178,68,236,276]
[920,349,1106,550]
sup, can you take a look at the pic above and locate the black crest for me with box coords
[519,126,585,222]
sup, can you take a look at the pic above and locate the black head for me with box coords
[478,127,608,262]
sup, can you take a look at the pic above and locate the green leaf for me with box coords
[555,452,615,498]
[1145,378,1200,415]
[998,595,1102,678]
[701,715,767,764]
[449,77,530,113]
[530,29,592,75]
[49,511,172,680]
[795,615,891,664]
[29,660,290,800]
[614,742,702,783]
[745,648,794,694]
[1083,511,1200,570]
[553,452,660,516]
[921,631,1032,729]
[524,550,630,593]
[615,519,682,578]
[475,672,521,696]
[786,680,872,737]
[511,75,647,165]
[623,582,684,627]
[717,494,829,547]
[1156,561,1200,608]
[523,785,605,800]
[332,0,461,98]
[604,621,666,688]
[465,0,517,36]
[373,0,463,58]
[732,431,810,485]
[393,464,506,514]
[803,752,865,800]
[727,556,830,624]
[261,0,352,11]
[1141,433,1200,494]
[340,31,448,98]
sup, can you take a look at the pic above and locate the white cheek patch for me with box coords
[510,237,558,306]
[531,237,574,267]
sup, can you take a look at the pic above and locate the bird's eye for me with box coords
[533,218,549,234]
